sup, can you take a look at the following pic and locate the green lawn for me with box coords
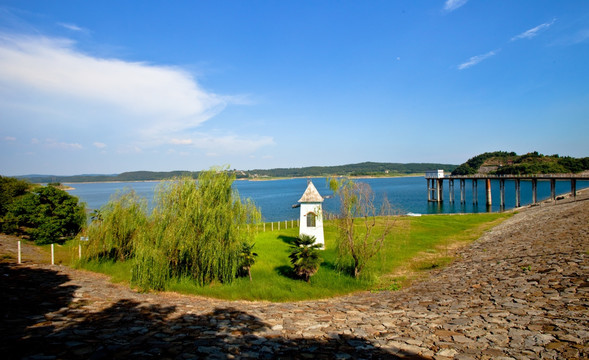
[76,212,510,302]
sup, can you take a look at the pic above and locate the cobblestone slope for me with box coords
[1,194,587,359]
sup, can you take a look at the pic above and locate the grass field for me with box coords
[68,212,510,302]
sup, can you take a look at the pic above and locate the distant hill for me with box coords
[451,151,589,176]
[16,162,458,183]
[244,162,457,178]
[16,171,197,184]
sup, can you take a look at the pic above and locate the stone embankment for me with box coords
[1,192,587,359]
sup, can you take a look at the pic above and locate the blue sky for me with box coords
[1,1,588,175]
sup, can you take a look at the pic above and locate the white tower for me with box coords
[298,180,325,248]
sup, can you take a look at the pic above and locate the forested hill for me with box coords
[451,151,589,176]
[17,162,457,183]
[244,162,457,178]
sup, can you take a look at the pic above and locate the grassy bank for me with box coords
[73,212,509,302]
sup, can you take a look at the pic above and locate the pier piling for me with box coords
[515,179,521,208]
[485,178,492,206]
[472,179,478,205]
[425,172,586,209]
[499,179,505,208]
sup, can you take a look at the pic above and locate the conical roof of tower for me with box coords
[298,180,324,203]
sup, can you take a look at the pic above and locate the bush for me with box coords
[289,234,323,282]
[7,185,86,244]
[0,176,31,233]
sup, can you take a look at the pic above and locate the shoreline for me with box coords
[63,174,426,185]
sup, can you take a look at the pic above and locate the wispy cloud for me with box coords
[458,50,498,70]
[444,0,468,12]
[511,19,556,41]
[169,138,193,145]
[32,138,83,150]
[0,33,242,146]
[191,134,275,154]
[0,34,228,138]
[550,28,589,46]
[3,136,16,141]
[57,22,87,33]
[0,31,275,174]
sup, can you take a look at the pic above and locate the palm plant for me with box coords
[239,242,258,281]
[289,234,323,282]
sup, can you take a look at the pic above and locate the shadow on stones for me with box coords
[1,261,430,359]
[0,261,79,357]
[11,299,430,359]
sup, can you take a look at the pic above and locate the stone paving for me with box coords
[1,194,588,359]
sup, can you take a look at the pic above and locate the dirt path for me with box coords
[1,192,588,359]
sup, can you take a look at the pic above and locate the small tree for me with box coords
[0,176,30,220]
[238,242,258,281]
[7,184,86,244]
[289,234,323,282]
[329,178,395,278]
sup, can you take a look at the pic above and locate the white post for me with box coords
[291,219,294,228]
[285,220,287,229]
[79,244,82,259]
[51,244,55,265]
[278,221,280,230]
[18,240,21,264]
[263,223,266,232]
[271,222,274,231]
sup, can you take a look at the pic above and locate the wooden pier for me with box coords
[425,171,589,207]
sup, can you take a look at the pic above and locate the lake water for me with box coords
[67,177,588,222]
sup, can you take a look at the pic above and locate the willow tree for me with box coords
[84,189,147,261]
[132,168,261,290]
[329,178,395,278]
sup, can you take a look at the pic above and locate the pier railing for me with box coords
[425,173,589,207]
[442,174,589,180]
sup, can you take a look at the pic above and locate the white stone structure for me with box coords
[298,180,325,248]
[425,169,444,179]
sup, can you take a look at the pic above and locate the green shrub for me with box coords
[289,234,323,282]
[7,185,85,244]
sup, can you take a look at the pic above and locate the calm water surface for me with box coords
[67,177,588,222]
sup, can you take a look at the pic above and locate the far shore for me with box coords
[61,173,426,186]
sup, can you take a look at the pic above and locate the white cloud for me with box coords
[116,145,143,154]
[511,19,556,41]
[57,22,87,33]
[550,28,589,46]
[0,33,228,143]
[42,138,83,150]
[170,138,193,145]
[458,50,498,70]
[3,136,16,141]
[191,134,275,154]
[0,32,274,173]
[444,0,468,12]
